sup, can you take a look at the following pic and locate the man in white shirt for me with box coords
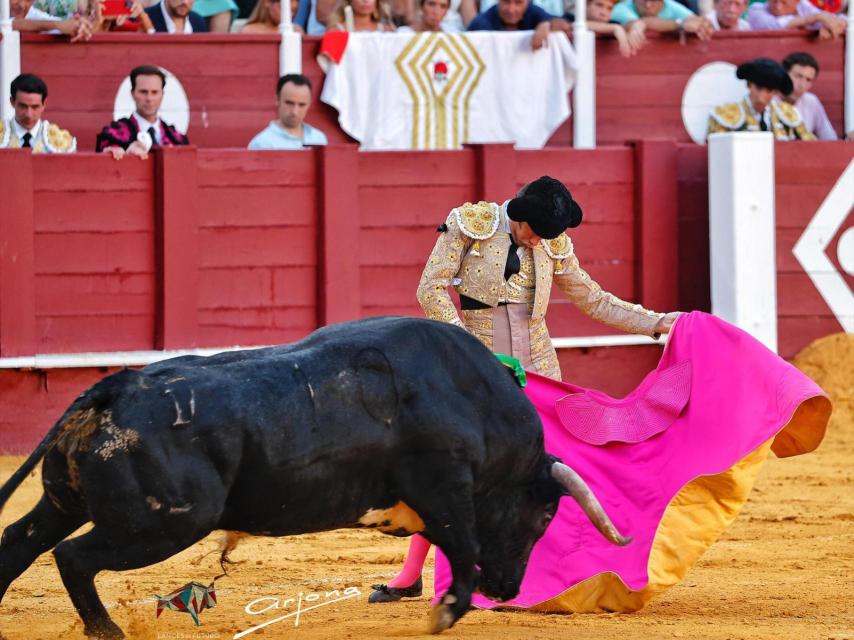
[10,0,93,40]
[705,0,750,30]
[782,51,849,141]
[248,74,329,150]
[0,74,77,153]
[96,66,190,158]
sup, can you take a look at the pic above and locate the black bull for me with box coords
[0,317,629,637]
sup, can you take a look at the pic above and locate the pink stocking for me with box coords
[387,534,431,587]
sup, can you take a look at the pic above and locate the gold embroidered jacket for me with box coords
[0,119,77,153]
[416,201,664,337]
[706,98,815,141]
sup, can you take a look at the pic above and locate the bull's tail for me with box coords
[0,368,142,516]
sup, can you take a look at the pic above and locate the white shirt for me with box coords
[132,112,163,145]
[19,6,63,33]
[705,10,750,30]
[12,118,42,143]
[160,0,193,33]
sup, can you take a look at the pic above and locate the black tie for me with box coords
[504,240,521,280]
[148,126,158,147]
[759,115,768,132]
[21,132,32,148]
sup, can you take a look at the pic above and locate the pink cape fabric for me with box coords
[434,311,828,608]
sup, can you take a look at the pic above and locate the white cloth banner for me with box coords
[320,32,577,150]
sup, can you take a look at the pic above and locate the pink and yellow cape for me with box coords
[435,311,831,612]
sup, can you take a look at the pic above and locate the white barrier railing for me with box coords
[0,0,21,123]
[708,131,778,352]
[572,0,595,149]
[278,0,303,76]
[845,0,853,136]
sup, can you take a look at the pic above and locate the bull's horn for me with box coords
[551,462,632,547]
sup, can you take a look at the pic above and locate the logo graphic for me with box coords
[234,586,362,638]
[155,581,217,626]
[395,33,485,150]
[792,158,854,332]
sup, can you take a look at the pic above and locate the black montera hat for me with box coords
[506,176,583,240]
[736,58,794,95]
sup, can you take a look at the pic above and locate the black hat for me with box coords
[736,58,793,95]
[506,176,583,240]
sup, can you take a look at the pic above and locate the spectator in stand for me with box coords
[242,0,305,31]
[96,66,190,160]
[782,51,844,140]
[397,0,451,30]
[439,0,477,30]
[570,0,648,57]
[94,0,156,32]
[326,0,395,30]
[144,0,208,31]
[193,0,239,32]
[707,57,814,140]
[479,0,564,21]
[611,0,715,39]
[468,0,573,50]
[1,74,77,153]
[10,0,93,40]
[747,0,845,38]
[248,74,328,150]
[33,0,83,18]
[706,0,750,29]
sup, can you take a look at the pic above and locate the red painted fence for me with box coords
[13,31,847,150]
[1,141,851,453]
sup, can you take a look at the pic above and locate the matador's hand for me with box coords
[653,311,681,335]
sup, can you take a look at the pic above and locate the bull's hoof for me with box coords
[368,576,422,603]
[427,595,458,634]
[84,619,125,639]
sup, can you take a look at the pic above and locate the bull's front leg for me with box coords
[394,455,479,634]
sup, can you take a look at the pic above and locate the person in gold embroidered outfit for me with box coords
[416,175,677,380]
[368,176,679,604]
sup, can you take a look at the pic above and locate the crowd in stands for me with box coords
[1,67,328,151]
[10,0,848,46]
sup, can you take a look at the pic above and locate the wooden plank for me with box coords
[34,231,154,274]
[358,151,476,187]
[318,145,361,324]
[776,271,844,317]
[36,315,154,353]
[35,274,154,316]
[272,267,318,307]
[634,140,678,311]
[475,144,516,204]
[198,226,316,268]
[774,143,854,184]
[32,153,154,192]
[516,148,635,184]
[34,191,154,233]
[0,150,37,357]
[196,149,316,187]
[197,186,316,228]
[155,146,199,349]
[359,186,476,228]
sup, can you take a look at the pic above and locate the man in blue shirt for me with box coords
[610,0,714,39]
[248,74,328,151]
[468,0,571,49]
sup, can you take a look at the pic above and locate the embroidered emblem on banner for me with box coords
[395,33,486,150]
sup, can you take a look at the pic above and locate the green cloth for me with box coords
[495,354,527,388]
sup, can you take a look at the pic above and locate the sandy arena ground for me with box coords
[0,335,852,640]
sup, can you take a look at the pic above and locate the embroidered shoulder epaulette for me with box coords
[0,119,9,148]
[771,100,804,128]
[541,233,573,260]
[709,102,745,130]
[43,122,77,154]
[453,201,500,240]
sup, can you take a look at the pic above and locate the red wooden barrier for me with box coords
[18,31,844,150]
[774,143,852,359]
